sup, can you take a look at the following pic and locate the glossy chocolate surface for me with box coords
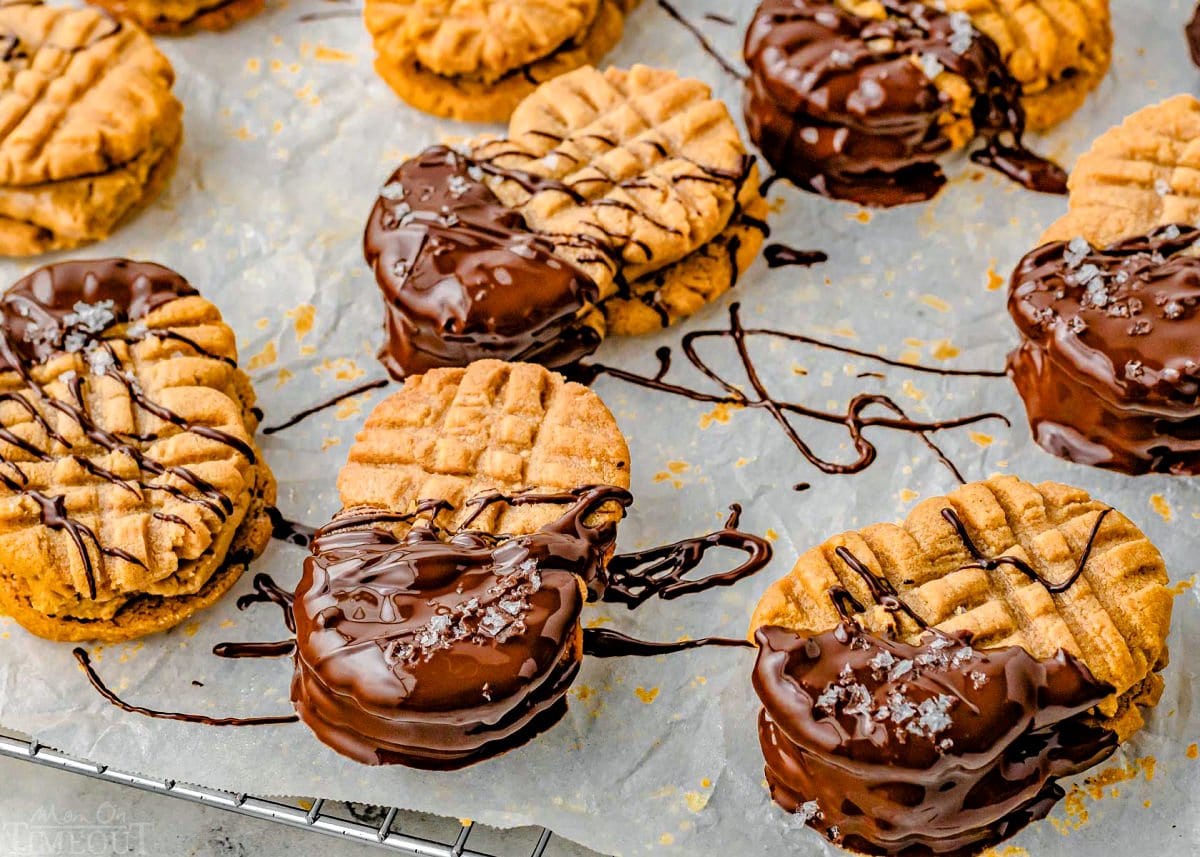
[743,0,1065,206]
[754,623,1115,855]
[1007,226,1200,474]
[290,487,630,769]
[363,146,600,379]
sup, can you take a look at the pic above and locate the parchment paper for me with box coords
[1,1,1198,854]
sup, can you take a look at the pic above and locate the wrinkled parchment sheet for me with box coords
[0,1,1198,854]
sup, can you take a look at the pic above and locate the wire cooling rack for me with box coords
[0,727,565,856]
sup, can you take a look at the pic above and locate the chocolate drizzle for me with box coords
[569,303,1007,481]
[260,378,390,435]
[604,504,773,607]
[942,506,1112,594]
[583,628,751,658]
[655,0,747,80]
[364,146,601,379]
[743,0,1067,206]
[1007,225,1200,474]
[267,507,317,549]
[753,623,1116,855]
[291,486,630,768]
[73,647,299,727]
[764,244,829,269]
[0,260,256,605]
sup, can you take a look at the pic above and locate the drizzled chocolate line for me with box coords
[213,640,296,658]
[235,572,295,632]
[570,302,1007,481]
[267,506,317,548]
[583,627,751,657]
[604,504,772,607]
[261,378,390,435]
[764,244,828,269]
[655,0,746,80]
[73,648,298,727]
[833,545,928,630]
[942,506,1113,594]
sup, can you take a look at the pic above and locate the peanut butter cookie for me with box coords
[943,0,1112,130]
[86,0,266,34]
[1042,94,1200,247]
[293,359,631,767]
[750,475,1170,854]
[365,0,627,122]
[0,260,275,643]
[473,64,767,336]
[0,1,182,255]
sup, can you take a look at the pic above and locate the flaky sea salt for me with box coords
[948,12,974,53]
[379,182,406,201]
[918,53,944,81]
[1156,178,1172,197]
[1064,236,1090,268]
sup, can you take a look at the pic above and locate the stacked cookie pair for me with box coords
[0,260,274,642]
[743,0,1109,205]
[364,0,640,122]
[364,64,769,377]
[0,2,182,256]
[1006,95,1200,475]
[292,360,633,768]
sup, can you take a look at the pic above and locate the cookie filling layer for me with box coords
[364,146,601,378]
[0,260,260,622]
[753,623,1116,855]
[1007,225,1200,474]
[743,0,1066,206]
[291,486,632,769]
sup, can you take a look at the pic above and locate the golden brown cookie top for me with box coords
[0,260,263,623]
[1042,94,1200,247]
[750,475,1171,735]
[0,1,177,187]
[337,359,631,535]
[364,0,602,82]
[944,0,1110,98]
[472,65,751,301]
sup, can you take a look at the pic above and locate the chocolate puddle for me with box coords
[1189,3,1200,67]
[568,303,1007,481]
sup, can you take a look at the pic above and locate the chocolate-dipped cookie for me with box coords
[364,146,603,379]
[292,360,632,767]
[0,260,274,642]
[1007,225,1200,475]
[749,476,1170,855]
[742,0,1066,206]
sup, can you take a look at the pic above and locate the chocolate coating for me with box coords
[0,259,197,371]
[291,486,630,769]
[1007,226,1200,474]
[753,624,1116,856]
[364,146,601,379]
[743,0,1065,206]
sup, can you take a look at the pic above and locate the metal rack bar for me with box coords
[0,729,559,856]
